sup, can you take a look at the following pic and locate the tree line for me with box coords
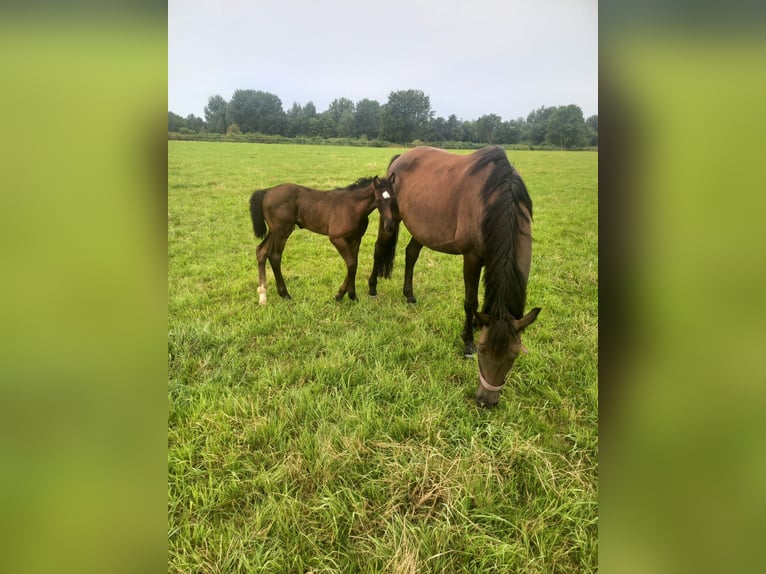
[169,89,598,149]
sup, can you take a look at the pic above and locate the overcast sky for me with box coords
[169,0,597,122]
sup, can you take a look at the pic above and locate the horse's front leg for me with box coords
[402,238,423,304]
[330,236,359,301]
[461,254,482,357]
[368,221,398,297]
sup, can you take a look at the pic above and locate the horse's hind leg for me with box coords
[403,238,423,304]
[256,233,271,305]
[268,232,292,300]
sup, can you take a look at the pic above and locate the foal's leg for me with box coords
[402,238,423,304]
[255,233,271,305]
[268,231,292,300]
[330,236,360,301]
[345,237,362,301]
[461,254,482,357]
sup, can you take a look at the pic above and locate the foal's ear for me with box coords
[389,172,396,184]
[474,311,494,327]
[373,175,381,187]
[513,307,541,332]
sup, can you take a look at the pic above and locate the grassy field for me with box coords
[168,142,598,572]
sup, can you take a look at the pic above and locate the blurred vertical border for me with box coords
[600,2,766,573]
[0,3,167,574]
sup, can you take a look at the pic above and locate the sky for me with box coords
[169,0,597,122]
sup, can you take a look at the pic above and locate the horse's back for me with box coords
[388,147,490,254]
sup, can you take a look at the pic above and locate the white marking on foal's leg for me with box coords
[258,285,267,305]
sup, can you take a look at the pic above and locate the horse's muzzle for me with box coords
[475,390,500,408]
[383,219,395,234]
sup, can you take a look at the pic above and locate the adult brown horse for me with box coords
[367,146,540,407]
[250,175,397,303]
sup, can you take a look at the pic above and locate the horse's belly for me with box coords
[400,203,478,255]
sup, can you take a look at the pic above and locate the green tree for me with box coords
[326,98,355,138]
[354,99,381,139]
[204,95,228,134]
[288,101,318,137]
[546,105,588,149]
[461,120,478,143]
[475,113,503,144]
[445,114,462,142]
[286,102,307,137]
[184,113,205,133]
[427,116,448,142]
[496,119,522,144]
[227,89,285,134]
[586,114,598,146]
[524,106,555,145]
[381,89,433,144]
[313,112,337,138]
[168,111,184,132]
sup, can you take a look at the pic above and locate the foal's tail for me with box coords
[249,189,268,238]
[374,218,400,279]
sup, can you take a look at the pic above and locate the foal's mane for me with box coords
[471,146,533,337]
[342,177,375,191]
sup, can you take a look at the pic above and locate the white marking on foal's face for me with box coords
[382,191,391,199]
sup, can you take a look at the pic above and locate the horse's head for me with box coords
[372,174,398,233]
[473,307,541,407]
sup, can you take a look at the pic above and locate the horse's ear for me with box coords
[373,175,381,186]
[513,307,541,332]
[474,311,494,327]
[389,172,396,184]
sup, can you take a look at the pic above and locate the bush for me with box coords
[226,123,242,135]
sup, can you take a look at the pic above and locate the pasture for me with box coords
[168,142,598,572]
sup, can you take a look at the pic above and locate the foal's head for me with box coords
[372,174,398,233]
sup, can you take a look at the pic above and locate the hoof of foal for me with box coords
[279,293,291,300]
[463,342,477,358]
[404,295,417,305]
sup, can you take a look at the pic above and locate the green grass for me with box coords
[168,142,598,572]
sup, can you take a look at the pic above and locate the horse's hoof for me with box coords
[463,342,477,357]
[349,294,357,301]
[279,293,292,300]
[405,295,417,305]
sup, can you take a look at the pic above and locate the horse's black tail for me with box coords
[249,189,268,238]
[374,219,400,279]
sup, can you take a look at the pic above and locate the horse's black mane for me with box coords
[472,146,533,341]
